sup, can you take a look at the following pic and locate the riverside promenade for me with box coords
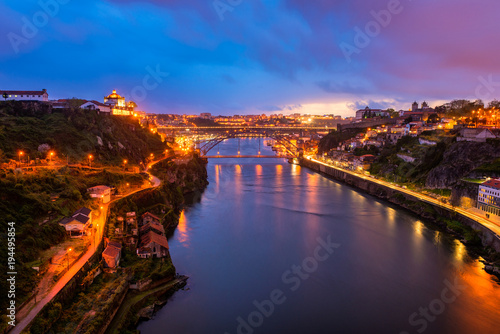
[301,156,500,252]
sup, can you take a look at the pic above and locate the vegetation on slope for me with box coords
[0,101,166,165]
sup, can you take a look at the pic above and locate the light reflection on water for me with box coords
[140,138,500,334]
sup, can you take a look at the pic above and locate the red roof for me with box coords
[1,90,47,95]
[482,179,500,190]
[103,245,120,259]
[141,212,161,221]
[140,231,169,249]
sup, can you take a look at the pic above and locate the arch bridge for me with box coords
[195,132,301,159]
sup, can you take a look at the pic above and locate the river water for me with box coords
[139,138,500,334]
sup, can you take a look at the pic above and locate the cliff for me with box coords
[425,140,500,188]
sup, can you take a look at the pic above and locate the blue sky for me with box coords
[1,0,500,116]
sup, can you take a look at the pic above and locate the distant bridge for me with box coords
[203,155,290,159]
[195,132,301,159]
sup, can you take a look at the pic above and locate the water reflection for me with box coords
[144,139,500,334]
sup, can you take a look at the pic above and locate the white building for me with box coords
[80,100,111,114]
[1,89,48,102]
[87,185,112,203]
[478,178,500,217]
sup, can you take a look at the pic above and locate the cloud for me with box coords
[2,0,500,115]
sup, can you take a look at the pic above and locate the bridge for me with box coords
[195,132,301,159]
[160,125,332,131]
[203,155,288,159]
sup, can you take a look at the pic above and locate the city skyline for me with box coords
[2,0,500,116]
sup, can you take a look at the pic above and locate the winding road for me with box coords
[10,158,164,334]
[308,156,500,238]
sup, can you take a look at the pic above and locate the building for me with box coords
[102,241,122,268]
[355,107,388,121]
[59,207,92,235]
[478,178,500,217]
[104,89,125,107]
[103,89,137,116]
[457,128,497,143]
[137,231,170,258]
[140,221,165,236]
[87,185,112,203]
[141,212,161,225]
[200,113,212,119]
[80,100,111,114]
[1,89,49,102]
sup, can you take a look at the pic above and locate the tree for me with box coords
[427,113,440,123]
[2,93,7,101]
[488,99,500,109]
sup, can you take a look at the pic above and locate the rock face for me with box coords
[426,141,500,188]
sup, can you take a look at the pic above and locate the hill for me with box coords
[0,101,166,166]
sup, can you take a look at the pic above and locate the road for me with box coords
[10,158,165,334]
[308,157,500,238]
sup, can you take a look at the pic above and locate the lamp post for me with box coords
[123,159,127,170]
[67,248,72,272]
[49,151,54,163]
[88,154,93,168]
[18,151,23,167]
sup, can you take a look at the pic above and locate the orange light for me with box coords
[19,151,24,156]
[89,154,93,159]
[68,248,72,252]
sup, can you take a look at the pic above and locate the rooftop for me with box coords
[482,178,500,190]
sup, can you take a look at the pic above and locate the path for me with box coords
[309,157,500,238]
[10,157,167,334]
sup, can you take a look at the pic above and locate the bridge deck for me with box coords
[202,155,291,159]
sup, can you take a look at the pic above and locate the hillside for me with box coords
[0,101,166,166]
[0,101,169,316]
[369,134,500,188]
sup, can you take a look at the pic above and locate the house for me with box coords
[140,221,165,236]
[355,107,388,120]
[137,231,169,258]
[87,185,111,203]
[80,100,111,114]
[126,212,136,225]
[141,212,161,225]
[1,89,48,102]
[58,207,92,235]
[477,178,500,217]
[457,128,497,142]
[103,241,122,268]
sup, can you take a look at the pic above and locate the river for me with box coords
[138,138,500,334]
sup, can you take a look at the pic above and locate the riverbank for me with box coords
[299,157,500,271]
[105,275,188,334]
[12,156,208,334]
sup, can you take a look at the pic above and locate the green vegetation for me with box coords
[439,218,482,245]
[0,101,167,317]
[473,157,500,174]
[317,129,364,154]
[0,168,147,316]
[370,135,452,185]
[33,272,130,334]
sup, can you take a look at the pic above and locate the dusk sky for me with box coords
[2,0,500,116]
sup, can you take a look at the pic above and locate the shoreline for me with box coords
[299,157,500,276]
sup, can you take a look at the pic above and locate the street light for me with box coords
[49,151,54,163]
[67,248,72,272]
[18,151,23,167]
[88,154,93,168]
